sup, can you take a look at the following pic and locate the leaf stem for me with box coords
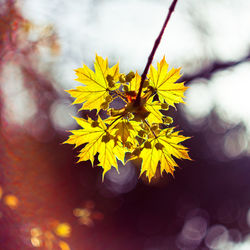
[107,115,123,129]
[135,0,179,106]
[144,120,157,138]
[114,90,128,103]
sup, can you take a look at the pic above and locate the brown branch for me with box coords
[135,0,179,106]
[182,53,250,84]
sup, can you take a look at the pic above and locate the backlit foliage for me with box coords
[65,55,191,182]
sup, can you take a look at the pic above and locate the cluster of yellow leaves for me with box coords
[64,54,191,182]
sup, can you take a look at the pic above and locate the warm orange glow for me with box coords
[73,204,104,227]
[30,227,42,237]
[4,194,19,209]
[79,216,93,226]
[0,186,3,200]
[54,223,71,238]
[31,237,42,247]
[73,208,90,217]
[73,208,93,226]
[58,240,71,250]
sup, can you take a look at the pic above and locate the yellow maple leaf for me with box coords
[129,71,141,92]
[148,56,188,108]
[111,118,141,147]
[66,54,120,112]
[64,116,126,178]
[130,129,191,182]
[144,97,162,125]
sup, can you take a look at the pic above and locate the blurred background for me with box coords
[1,0,250,249]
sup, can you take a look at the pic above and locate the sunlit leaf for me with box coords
[111,119,140,147]
[64,116,126,178]
[144,97,162,125]
[129,71,141,92]
[129,129,191,182]
[148,56,188,108]
[66,54,120,112]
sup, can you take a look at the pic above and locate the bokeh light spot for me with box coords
[50,99,77,131]
[177,216,207,249]
[223,129,247,159]
[31,227,42,238]
[102,163,137,196]
[58,240,70,250]
[4,194,19,209]
[183,80,213,125]
[205,224,229,249]
[0,186,3,200]
[31,237,42,247]
[54,223,71,238]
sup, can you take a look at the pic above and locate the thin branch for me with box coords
[135,0,179,106]
[182,53,250,84]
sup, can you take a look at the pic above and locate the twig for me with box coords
[135,0,179,106]
[182,53,250,84]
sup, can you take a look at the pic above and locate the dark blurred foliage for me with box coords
[1,0,250,250]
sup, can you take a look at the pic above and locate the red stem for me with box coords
[135,0,178,105]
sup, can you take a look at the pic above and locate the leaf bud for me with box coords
[155,142,164,150]
[123,85,129,92]
[91,121,99,127]
[144,141,151,149]
[138,130,146,138]
[101,102,109,110]
[105,95,113,103]
[106,74,115,88]
[163,116,173,124]
[102,134,111,143]
[151,124,159,131]
[161,103,169,110]
[125,71,135,82]
[108,80,115,88]
[119,74,126,83]
[106,74,113,82]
